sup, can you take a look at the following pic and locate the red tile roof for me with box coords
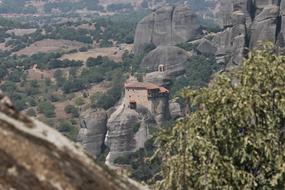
[159,87,169,93]
[125,82,159,90]
[125,82,169,93]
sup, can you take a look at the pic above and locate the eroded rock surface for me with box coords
[212,0,285,66]
[141,46,190,83]
[77,109,108,158]
[134,4,202,54]
[0,92,147,190]
[105,104,155,165]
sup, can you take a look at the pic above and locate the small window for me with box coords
[130,101,137,109]
[158,64,165,72]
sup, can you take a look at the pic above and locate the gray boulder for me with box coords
[77,109,107,158]
[196,39,217,55]
[144,71,171,86]
[169,101,183,119]
[140,46,190,77]
[134,4,201,54]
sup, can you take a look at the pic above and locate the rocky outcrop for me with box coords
[196,39,217,55]
[250,5,280,48]
[141,46,190,83]
[0,92,148,190]
[210,0,285,66]
[169,101,183,119]
[77,109,107,158]
[105,104,155,165]
[134,4,202,54]
[144,71,171,86]
[105,77,172,165]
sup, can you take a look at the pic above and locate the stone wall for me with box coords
[124,88,151,110]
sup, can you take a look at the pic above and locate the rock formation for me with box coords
[104,78,172,165]
[200,0,285,66]
[140,45,190,78]
[196,39,217,55]
[0,92,148,190]
[105,104,155,165]
[169,101,183,119]
[134,4,202,54]
[77,109,108,158]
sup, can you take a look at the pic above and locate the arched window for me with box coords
[158,64,165,72]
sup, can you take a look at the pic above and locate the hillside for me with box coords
[0,0,218,15]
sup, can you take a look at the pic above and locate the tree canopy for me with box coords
[154,44,285,189]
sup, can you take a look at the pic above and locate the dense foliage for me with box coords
[170,54,220,97]
[154,44,285,189]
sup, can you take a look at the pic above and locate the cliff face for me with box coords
[105,83,171,165]
[208,0,285,66]
[0,92,148,190]
[105,104,155,165]
[77,109,108,158]
[134,5,197,86]
[140,46,190,78]
[134,4,202,54]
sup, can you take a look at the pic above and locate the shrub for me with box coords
[26,108,36,117]
[38,101,55,118]
[64,104,79,118]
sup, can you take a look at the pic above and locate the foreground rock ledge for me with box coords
[0,93,148,190]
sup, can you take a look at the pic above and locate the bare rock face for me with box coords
[105,104,155,165]
[134,4,202,54]
[77,109,107,158]
[169,101,183,119]
[0,92,148,190]
[213,23,246,66]
[144,71,171,86]
[196,39,217,55]
[141,46,190,78]
[250,5,280,48]
[279,0,285,49]
[213,0,285,66]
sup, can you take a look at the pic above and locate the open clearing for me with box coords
[0,42,11,51]
[15,39,86,56]
[26,65,54,81]
[6,28,37,36]
[60,44,133,62]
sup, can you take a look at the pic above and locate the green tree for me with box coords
[38,100,55,118]
[64,104,79,118]
[154,44,285,189]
